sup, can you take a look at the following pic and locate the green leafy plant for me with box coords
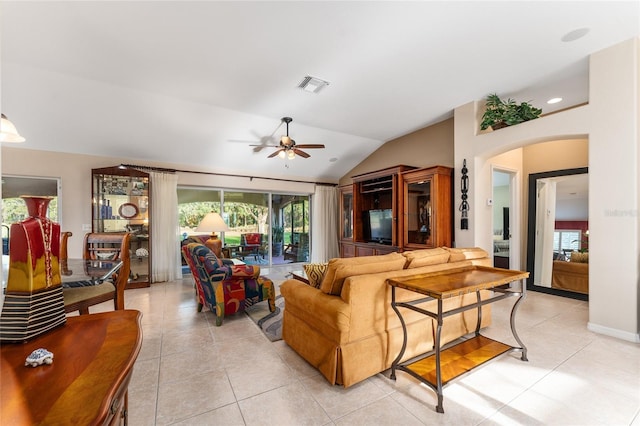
[480,93,542,131]
[272,226,284,243]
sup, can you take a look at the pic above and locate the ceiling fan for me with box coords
[251,117,325,159]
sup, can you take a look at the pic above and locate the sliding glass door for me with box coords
[272,193,310,264]
[177,187,310,266]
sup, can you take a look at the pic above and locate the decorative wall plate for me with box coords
[119,203,138,219]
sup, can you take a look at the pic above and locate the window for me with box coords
[553,230,581,252]
[2,176,60,255]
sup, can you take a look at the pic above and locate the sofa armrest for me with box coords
[280,279,351,342]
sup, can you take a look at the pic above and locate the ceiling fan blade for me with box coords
[293,148,310,158]
[253,121,283,142]
[294,144,325,149]
[268,149,284,158]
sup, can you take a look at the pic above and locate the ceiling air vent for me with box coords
[298,76,330,94]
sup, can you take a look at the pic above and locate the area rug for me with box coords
[245,295,284,342]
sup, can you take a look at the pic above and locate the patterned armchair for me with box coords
[181,243,276,326]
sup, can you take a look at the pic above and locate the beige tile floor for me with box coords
[107,265,640,425]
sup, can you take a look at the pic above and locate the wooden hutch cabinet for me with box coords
[92,166,151,288]
[340,165,415,257]
[338,165,453,258]
[399,165,453,249]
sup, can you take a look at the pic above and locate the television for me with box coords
[366,209,393,244]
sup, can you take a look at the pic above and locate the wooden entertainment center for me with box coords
[339,165,453,257]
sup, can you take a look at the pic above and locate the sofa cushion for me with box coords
[402,247,450,269]
[319,252,406,295]
[304,263,328,288]
[570,251,589,263]
[445,247,489,263]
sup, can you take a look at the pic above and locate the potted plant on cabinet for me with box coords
[480,93,542,131]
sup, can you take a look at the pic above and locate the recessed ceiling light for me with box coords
[547,97,563,104]
[561,28,590,42]
[298,76,330,94]
[329,157,338,163]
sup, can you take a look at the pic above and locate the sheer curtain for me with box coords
[149,171,181,282]
[310,185,339,262]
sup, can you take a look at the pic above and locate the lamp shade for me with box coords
[195,212,230,233]
[0,114,26,143]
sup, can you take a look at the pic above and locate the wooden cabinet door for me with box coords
[339,185,354,241]
[355,245,376,257]
[400,166,452,249]
[341,242,355,258]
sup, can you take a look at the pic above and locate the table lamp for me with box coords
[195,212,230,258]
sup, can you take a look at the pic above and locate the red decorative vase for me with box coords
[0,196,66,342]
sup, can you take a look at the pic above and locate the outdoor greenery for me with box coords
[480,93,542,131]
[178,201,268,231]
[272,226,284,243]
[2,197,58,226]
[178,197,308,248]
[281,200,309,238]
[178,202,220,230]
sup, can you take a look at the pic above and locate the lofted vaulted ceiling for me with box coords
[1,1,638,182]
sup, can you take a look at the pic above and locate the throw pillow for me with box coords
[303,263,328,288]
[570,251,589,263]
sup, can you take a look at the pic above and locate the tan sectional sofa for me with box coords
[280,247,492,388]
[552,260,588,294]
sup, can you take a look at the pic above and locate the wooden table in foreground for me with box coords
[387,265,530,414]
[1,310,142,425]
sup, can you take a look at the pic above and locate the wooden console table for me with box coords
[290,270,310,285]
[387,265,529,413]
[1,310,142,425]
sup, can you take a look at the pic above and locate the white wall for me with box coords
[1,147,315,259]
[454,38,639,342]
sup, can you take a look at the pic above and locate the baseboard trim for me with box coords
[587,322,640,343]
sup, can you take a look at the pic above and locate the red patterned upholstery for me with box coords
[243,233,261,245]
[238,233,267,260]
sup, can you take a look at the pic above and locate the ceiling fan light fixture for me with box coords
[298,76,330,94]
[264,116,325,160]
[281,135,292,146]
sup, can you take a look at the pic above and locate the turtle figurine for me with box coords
[25,348,54,367]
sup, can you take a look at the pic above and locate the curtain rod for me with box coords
[119,164,338,186]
